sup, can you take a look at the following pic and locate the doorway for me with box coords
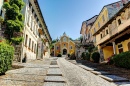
[63,49,67,55]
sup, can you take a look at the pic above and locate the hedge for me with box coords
[0,42,14,74]
[86,52,90,61]
[113,51,130,69]
[57,53,62,57]
[91,52,100,63]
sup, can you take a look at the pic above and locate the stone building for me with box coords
[54,32,75,57]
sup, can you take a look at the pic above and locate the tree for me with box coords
[3,0,24,45]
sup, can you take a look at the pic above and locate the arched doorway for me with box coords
[128,42,130,51]
[63,49,67,55]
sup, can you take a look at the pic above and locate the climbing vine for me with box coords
[3,0,24,45]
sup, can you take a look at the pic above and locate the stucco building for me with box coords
[54,32,75,57]
[92,0,130,61]
[0,0,52,62]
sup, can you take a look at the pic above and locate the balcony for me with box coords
[117,18,130,33]
[97,34,111,45]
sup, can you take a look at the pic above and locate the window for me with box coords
[31,20,33,30]
[102,15,105,22]
[34,44,36,53]
[118,44,123,53]
[32,41,34,52]
[98,22,100,28]
[0,10,2,16]
[118,19,121,25]
[29,38,31,49]
[64,44,66,46]
[70,46,72,49]
[94,28,96,33]
[25,35,28,46]
[57,46,59,50]
[100,34,102,39]
[106,29,109,34]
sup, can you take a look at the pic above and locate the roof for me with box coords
[34,0,52,42]
[93,1,130,36]
[80,15,98,34]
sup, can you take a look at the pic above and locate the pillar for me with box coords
[112,42,117,55]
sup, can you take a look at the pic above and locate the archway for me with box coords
[63,49,67,55]
[128,42,130,51]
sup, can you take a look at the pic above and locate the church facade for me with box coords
[54,33,75,56]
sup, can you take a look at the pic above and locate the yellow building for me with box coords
[92,1,130,61]
[54,32,75,57]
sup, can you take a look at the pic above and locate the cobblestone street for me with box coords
[0,57,130,86]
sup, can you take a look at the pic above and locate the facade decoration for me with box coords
[54,32,75,57]
[92,1,130,61]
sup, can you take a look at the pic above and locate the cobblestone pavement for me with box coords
[58,58,117,86]
[0,58,51,86]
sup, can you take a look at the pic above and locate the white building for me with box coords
[18,0,52,62]
[0,0,52,62]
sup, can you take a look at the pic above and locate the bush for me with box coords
[91,52,100,63]
[81,52,86,60]
[86,52,90,61]
[0,42,14,74]
[57,53,62,57]
[69,53,76,60]
[68,54,70,57]
[113,51,130,69]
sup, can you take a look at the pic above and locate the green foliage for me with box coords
[113,51,130,69]
[57,53,62,57]
[69,53,76,60]
[0,16,4,23]
[86,52,90,61]
[3,0,24,44]
[88,46,94,53]
[51,40,57,44]
[81,52,86,60]
[11,37,23,45]
[68,54,70,57]
[91,52,100,63]
[0,42,14,74]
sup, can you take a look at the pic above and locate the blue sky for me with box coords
[38,0,119,40]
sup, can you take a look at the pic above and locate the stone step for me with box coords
[78,65,97,71]
[49,65,59,68]
[1,74,44,82]
[50,61,57,65]
[99,75,129,82]
[6,68,47,76]
[47,69,62,76]
[44,76,66,83]
[115,81,130,86]
[91,71,111,75]
[0,79,43,86]
[43,82,67,86]
[0,77,44,83]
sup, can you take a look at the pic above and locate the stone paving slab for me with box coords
[43,82,67,86]
[1,74,44,82]
[0,79,43,86]
[115,82,130,86]
[78,65,97,71]
[44,76,66,82]
[99,75,129,82]
[6,68,47,75]
[49,65,59,68]
[91,71,111,75]
[47,68,62,76]
[50,61,57,65]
